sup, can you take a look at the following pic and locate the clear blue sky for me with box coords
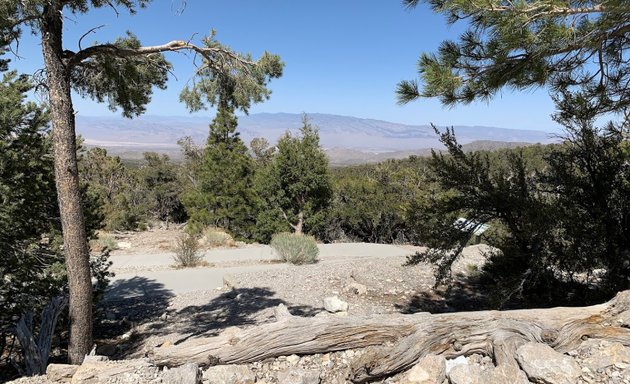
[9,0,559,131]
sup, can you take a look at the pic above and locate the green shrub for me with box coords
[173,233,203,267]
[270,232,319,265]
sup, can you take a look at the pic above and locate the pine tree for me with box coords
[184,107,257,239]
[2,1,282,362]
[0,67,55,244]
[398,1,630,118]
[255,115,332,240]
[0,59,64,363]
[399,1,629,303]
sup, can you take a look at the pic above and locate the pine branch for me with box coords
[5,15,40,31]
[486,4,607,17]
[68,40,255,69]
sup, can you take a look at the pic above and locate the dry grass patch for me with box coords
[199,227,236,248]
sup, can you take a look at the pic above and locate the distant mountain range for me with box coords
[76,113,557,165]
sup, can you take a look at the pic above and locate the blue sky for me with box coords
[9,0,559,131]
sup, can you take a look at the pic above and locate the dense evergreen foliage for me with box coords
[254,116,332,241]
[406,122,629,307]
[397,0,630,306]
[0,61,111,374]
[138,152,186,226]
[183,107,257,239]
[79,148,188,231]
[80,147,142,230]
[398,1,630,117]
[0,64,64,353]
[0,70,56,244]
[325,159,428,243]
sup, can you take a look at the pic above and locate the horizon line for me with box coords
[75,112,559,133]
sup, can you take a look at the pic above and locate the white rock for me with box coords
[222,274,237,289]
[286,354,300,366]
[445,355,468,373]
[323,296,348,313]
[46,363,78,382]
[83,354,109,363]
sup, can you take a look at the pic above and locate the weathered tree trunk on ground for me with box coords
[151,291,630,383]
[41,3,93,364]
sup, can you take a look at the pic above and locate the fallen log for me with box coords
[150,291,630,383]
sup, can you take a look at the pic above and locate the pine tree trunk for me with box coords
[41,4,93,365]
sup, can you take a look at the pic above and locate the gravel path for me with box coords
[105,243,424,298]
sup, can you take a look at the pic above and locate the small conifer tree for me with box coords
[184,106,257,239]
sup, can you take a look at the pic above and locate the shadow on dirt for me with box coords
[396,273,493,314]
[397,269,612,314]
[95,276,175,339]
[98,280,321,357]
[157,287,321,344]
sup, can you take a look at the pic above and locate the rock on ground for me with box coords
[515,342,581,384]
[276,368,321,384]
[162,363,200,384]
[323,296,348,313]
[45,364,77,382]
[402,354,446,384]
[445,356,468,373]
[574,339,630,371]
[447,364,484,384]
[202,365,255,384]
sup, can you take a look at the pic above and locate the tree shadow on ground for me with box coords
[397,270,613,314]
[396,273,493,314]
[144,287,321,345]
[95,276,175,340]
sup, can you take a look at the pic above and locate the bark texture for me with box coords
[41,3,93,364]
[150,291,630,383]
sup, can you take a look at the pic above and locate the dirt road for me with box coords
[106,243,420,299]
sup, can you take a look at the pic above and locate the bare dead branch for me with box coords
[69,40,255,69]
[78,25,106,51]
